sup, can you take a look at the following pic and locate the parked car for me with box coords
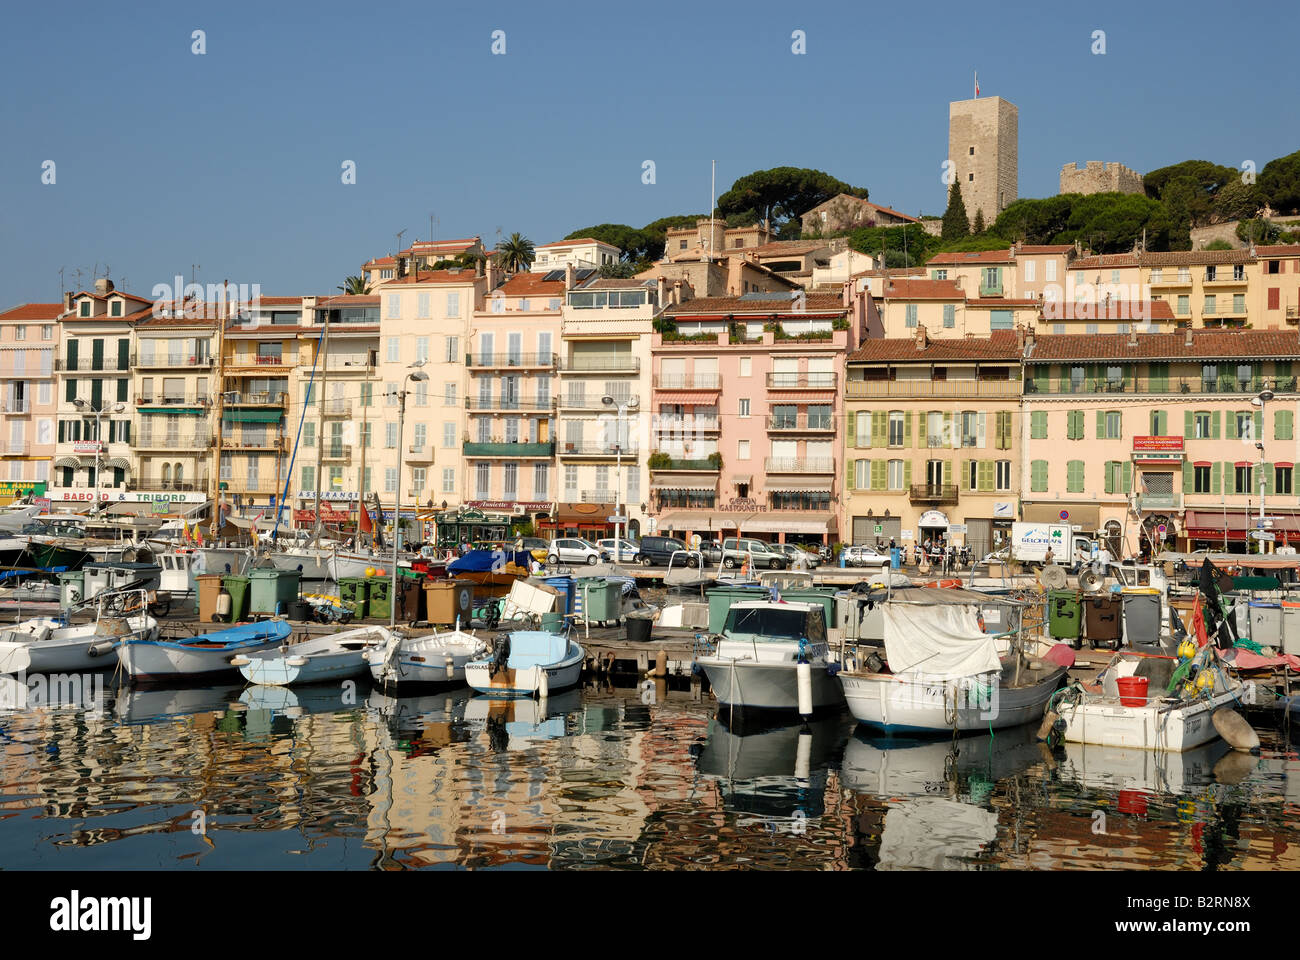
[842,545,892,568]
[638,535,695,567]
[775,543,820,569]
[720,537,786,570]
[698,540,724,563]
[597,538,640,563]
[547,538,609,565]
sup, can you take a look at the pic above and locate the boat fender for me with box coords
[794,730,812,781]
[865,651,885,674]
[230,656,251,667]
[86,640,116,658]
[1036,709,1059,742]
[796,661,813,717]
[444,655,454,681]
[286,656,308,668]
[1212,708,1261,753]
[537,665,550,699]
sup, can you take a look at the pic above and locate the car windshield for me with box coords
[723,606,812,642]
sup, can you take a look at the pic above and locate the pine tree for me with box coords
[941,182,970,240]
[972,208,986,234]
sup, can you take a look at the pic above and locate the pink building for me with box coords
[0,302,61,501]
[648,291,864,546]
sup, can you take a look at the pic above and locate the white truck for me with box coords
[1010,522,1086,564]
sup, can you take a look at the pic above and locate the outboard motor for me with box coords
[489,633,512,679]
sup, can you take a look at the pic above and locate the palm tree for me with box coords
[494,233,535,274]
[337,275,371,295]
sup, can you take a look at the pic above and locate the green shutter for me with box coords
[116,378,127,402]
[1211,411,1221,439]
[65,379,75,402]
[871,460,887,491]
[1122,461,1132,494]
[942,460,953,487]
[903,411,913,448]
[998,411,1012,449]
[1255,410,1263,441]
[57,420,65,443]
[943,412,953,447]
[960,459,971,490]
[1225,462,1235,494]
[1277,409,1294,441]
[1032,367,1048,394]
[1085,365,1097,392]
[1058,366,1071,393]
[846,457,855,490]
[91,338,104,371]
[1227,411,1237,440]
[1183,465,1195,494]
[902,460,912,489]
[117,338,129,369]
[977,460,994,492]
[1263,463,1274,496]
[1096,410,1105,439]
[872,412,887,448]
[1031,460,1048,492]
[1031,410,1046,439]
[1104,462,1114,494]
[1211,462,1222,494]
[66,339,78,368]
[1150,363,1168,393]
[90,378,102,409]
[846,411,856,448]
[1184,410,1194,438]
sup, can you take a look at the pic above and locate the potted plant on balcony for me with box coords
[648,451,671,470]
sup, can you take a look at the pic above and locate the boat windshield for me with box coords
[723,606,824,643]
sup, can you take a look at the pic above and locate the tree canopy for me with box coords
[1259,150,1300,214]
[717,166,868,239]
[940,182,970,241]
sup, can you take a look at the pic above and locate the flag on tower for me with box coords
[974,71,979,97]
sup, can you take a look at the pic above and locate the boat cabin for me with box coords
[721,601,826,646]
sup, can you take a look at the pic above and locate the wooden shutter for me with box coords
[1183,465,1195,493]
[1096,410,1105,439]
[872,411,887,448]
[977,460,994,491]
[870,460,887,491]
[846,458,855,490]
[1227,411,1237,440]
[1184,410,1194,438]
[1031,411,1046,439]
[1031,460,1048,492]
[1211,461,1222,494]
[846,411,856,447]
[1262,463,1274,496]
[903,411,913,448]
[1122,461,1132,493]
[1211,411,1221,439]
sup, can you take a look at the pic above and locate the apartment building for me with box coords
[52,283,147,506]
[925,244,1074,301]
[648,291,860,547]
[0,303,60,502]
[531,237,620,273]
[842,329,1023,554]
[864,277,1038,338]
[1022,329,1300,554]
[361,237,486,285]
[1255,244,1300,327]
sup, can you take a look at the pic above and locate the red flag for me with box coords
[359,503,373,534]
[1189,592,1209,648]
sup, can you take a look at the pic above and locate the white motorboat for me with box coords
[327,547,394,582]
[367,627,488,687]
[271,545,334,581]
[117,618,293,683]
[1050,649,1246,752]
[0,610,158,675]
[464,630,584,697]
[836,601,1069,733]
[695,600,843,713]
[233,625,393,686]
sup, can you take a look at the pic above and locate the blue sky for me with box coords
[2,0,1296,305]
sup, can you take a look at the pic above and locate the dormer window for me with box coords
[110,300,123,317]
[78,300,91,317]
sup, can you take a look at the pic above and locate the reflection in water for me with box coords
[2,673,1300,870]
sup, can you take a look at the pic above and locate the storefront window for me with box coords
[769,491,830,511]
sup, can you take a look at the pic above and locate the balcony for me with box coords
[55,357,131,372]
[134,477,204,492]
[224,391,289,406]
[909,484,960,505]
[463,441,555,458]
[846,379,1021,400]
[466,396,555,412]
[1024,375,1298,396]
[136,394,211,408]
[1202,270,1248,286]
[581,490,620,504]
[559,355,640,374]
[558,441,640,459]
[1137,492,1182,511]
[404,445,432,463]
[766,414,833,433]
[226,354,293,371]
[0,441,30,456]
[655,415,721,434]
[135,434,213,451]
[649,457,721,472]
[0,400,32,415]
[765,457,834,474]
[217,477,279,494]
[653,374,719,390]
[465,352,556,370]
[765,372,837,391]
[556,394,638,410]
[135,354,215,370]
[1146,272,1192,287]
[222,436,285,452]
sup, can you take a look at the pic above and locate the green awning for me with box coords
[139,407,205,415]
[222,410,283,423]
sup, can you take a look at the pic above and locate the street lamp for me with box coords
[601,394,637,557]
[390,362,428,628]
[73,399,125,511]
[1252,389,1275,539]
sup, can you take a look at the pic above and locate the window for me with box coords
[14,326,24,341]
[1233,293,1245,314]
[385,468,397,493]
[414,381,428,407]
[1150,410,1167,435]
[303,423,315,447]
[445,336,459,362]
[887,460,904,490]
[1235,464,1253,495]
[386,338,400,363]
[1105,411,1121,439]
[933,269,948,280]
[443,468,456,493]
[415,336,429,362]
[926,411,945,447]
[1277,466,1294,497]
[386,295,400,319]
[385,382,397,406]
[1030,410,1047,439]
[360,422,372,448]
[446,293,460,317]
[78,301,90,317]
[905,304,918,328]
[417,293,431,319]
[739,358,751,377]
[301,465,315,491]
[1235,411,1253,439]
[1066,460,1085,493]
[1194,465,1212,494]
[534,463,548,499]
[995,460,1011,491]
[42,325,53,340]
[888,411,904,447]
[738,398,750,418]
[960,411,983,448]
[1194,411,1211,439]
[444,382,456,406]
[442,422,456,448]
[967,460,979,491]
[385,422,397,448]
[942,304,955,328]
[1204,294,1217,315]
[1176,294,1189,315]
[737,440,750,460]
[412,423,427,450]
[1023,261,1036,282]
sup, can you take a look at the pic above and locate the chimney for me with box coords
[914,323,928,351]
[672,280,683,306]
[63,291,75,313]
[656,276,667,305]
[396,256,408,279]
[1184,325,1193,349]
[486,257,500,290]
[564,263,575,290]
[1128,325,1139,348]
[94,277,114,295]
[1025,325,1035,351]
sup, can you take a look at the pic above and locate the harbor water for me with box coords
[2,672,1299,870]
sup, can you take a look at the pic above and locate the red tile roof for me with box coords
[0,302,64,322]
[861,201,920,223]
[967,298,1040,308]
[253,296,304,307]
[748,240,828,257]
[666,294,845,316]
[1254,244,1300,257]
[927,249,1013,266]
[849,330,1023,362]
[876,278,964,300]
[1016,244,1074,255]
[849,266,927,280]
[493,273,568,298]
[316,295,379,306]
[1041,299,1174,321]
[1070,253,1141,270]
[1025,330,1300,362]
[378,269,481,285]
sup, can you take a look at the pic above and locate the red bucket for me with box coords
[1116,676,1149,707]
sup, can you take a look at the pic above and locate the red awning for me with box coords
[1184,509,1300,540]
[655,391,720,405]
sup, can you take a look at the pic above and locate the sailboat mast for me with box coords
[312,313,330,542]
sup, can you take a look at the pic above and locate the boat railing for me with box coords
[92,587,153,618]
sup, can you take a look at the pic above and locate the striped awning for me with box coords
[655,391,720,405]
[102,457,131,469]
[650,483,716,492]
[53,457,79,468]
[731,474,753,486]
[765,480,831,492]
[223,410,283,423]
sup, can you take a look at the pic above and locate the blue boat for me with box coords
[118,618,293,683]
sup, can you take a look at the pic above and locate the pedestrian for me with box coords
[1044,545,1055,566]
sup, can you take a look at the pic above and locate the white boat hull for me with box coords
[328,552,391,581]
[0,616,157,674]
[367,630,487,687]
[697,657,844,712]
[838,665,1065,733]
[118,636,281,681]
[1057,688,1238,751]
[236,627,392,686]
[271,549,332,580]
[464,642,584,697]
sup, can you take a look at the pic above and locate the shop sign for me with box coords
[717,497,767,512]
[1133,436,1184,452]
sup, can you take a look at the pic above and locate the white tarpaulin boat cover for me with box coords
[882,603,1001,681]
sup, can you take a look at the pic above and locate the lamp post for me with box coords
[1252,389,1275,549]
[601,394,636,558]
[390,363,428,628]
[73,399,125,512]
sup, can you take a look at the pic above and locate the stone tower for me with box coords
[948,96,1018,228]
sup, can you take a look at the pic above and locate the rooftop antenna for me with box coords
[191,264,201,290]
[395,229,406,255]
[430,212,438,244]
[58,266,65,300]
[75,267,84,291]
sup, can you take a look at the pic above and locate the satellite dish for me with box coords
[1039,563,1067,590]
[1078,569,1104,592]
